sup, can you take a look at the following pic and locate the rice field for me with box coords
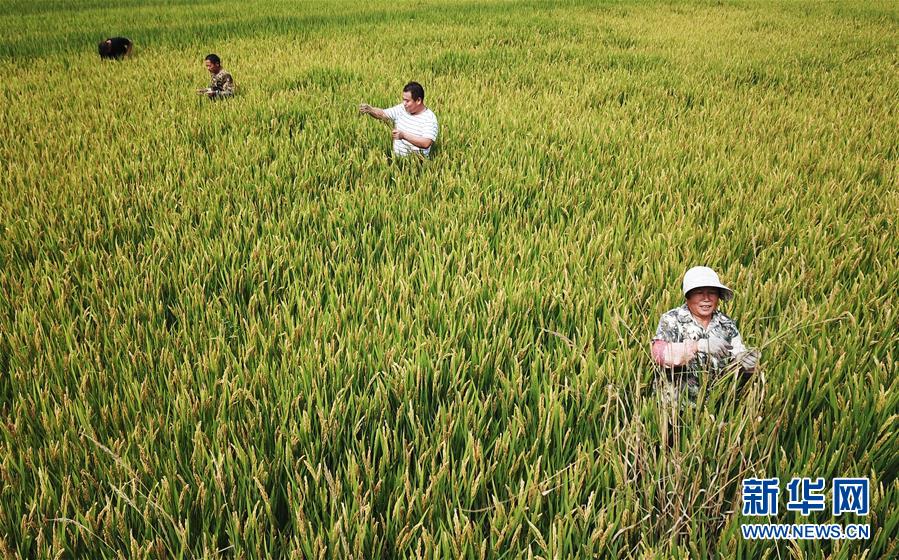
[0,0,897,558]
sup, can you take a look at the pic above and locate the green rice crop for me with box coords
[0,0,896,557]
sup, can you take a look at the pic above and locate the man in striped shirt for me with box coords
[360,82,439,158]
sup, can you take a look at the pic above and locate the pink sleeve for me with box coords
[651,340,668,365]
[651,340,697,367]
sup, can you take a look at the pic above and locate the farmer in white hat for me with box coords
[651,266,760,399]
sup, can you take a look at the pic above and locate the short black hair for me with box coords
[205,54,221,65]
[403,81,424,101]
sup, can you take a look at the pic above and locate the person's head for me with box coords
[401,81,425,114]
[204,54,222,74]
[98,37,131,59]
[682,266,733,321]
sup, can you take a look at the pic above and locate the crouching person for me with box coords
[98,37,132,59]
[651,266,760,403]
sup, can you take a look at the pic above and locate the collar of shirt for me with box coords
[677,303,722,332]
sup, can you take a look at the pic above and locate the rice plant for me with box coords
[0,0,896,557]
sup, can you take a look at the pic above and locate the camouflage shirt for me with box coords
[652,304,747,395]
[208,69,234,98]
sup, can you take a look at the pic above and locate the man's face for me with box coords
[685,287,720,322]
[205,60,220,74]
[402,91,424,114]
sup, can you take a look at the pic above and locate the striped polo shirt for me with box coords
[384,104,439,157]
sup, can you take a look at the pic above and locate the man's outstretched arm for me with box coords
[360,104,390,122]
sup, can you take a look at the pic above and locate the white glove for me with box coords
[697,336,731,357]
[737,349,760,372]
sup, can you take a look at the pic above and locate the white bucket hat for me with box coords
[682,266,734,301]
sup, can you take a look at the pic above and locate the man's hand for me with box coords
[359,103,373,115]
[196,88,211,95]
[737,349,760,372]
[392,129,404,140]
[697,336,731,357]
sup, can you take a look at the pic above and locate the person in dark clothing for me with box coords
[98,37,133,59]
[196,54,235,99]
